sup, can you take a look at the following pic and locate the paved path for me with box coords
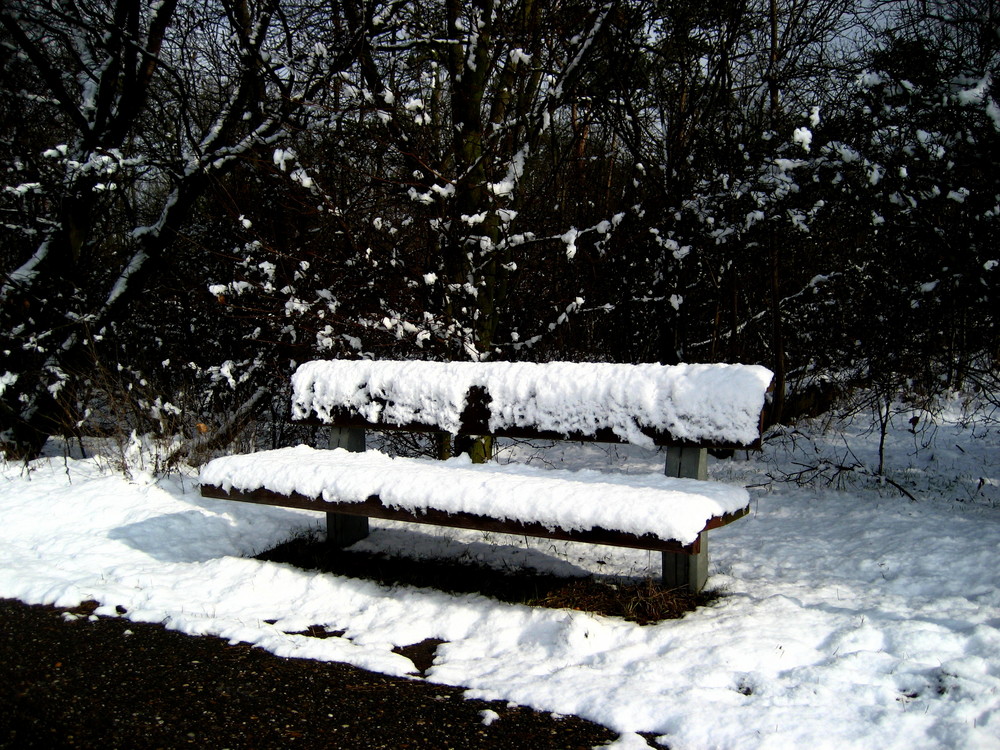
[0,599,618,749]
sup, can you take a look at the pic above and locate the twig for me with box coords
[879,475,919,503]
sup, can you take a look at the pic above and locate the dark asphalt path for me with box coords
[0,598,621,749]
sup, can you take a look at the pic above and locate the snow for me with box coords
[104,248,149,307]
[291,360,773,448]
[2,403,1000,749]
[0,371,17,396]
[199,446,749,545]
[958,74,1000,129]
[793,126,813,151]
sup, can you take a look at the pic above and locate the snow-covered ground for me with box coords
[2,399,999,749]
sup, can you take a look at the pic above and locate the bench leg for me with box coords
[327,511,369,547]
[662,532,708,592]
[663,446,709,592]
[664,445,707,481]
[326,427,369,547]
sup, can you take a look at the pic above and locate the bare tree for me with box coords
[0,0,367,459]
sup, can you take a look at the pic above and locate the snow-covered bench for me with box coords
[200,360,772,592]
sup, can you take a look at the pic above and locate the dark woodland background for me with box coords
[2,0,997,462]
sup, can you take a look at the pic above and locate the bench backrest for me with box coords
[291,360,772,450]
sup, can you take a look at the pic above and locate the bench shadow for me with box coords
[109,502,716,622]
[255,530,715,624]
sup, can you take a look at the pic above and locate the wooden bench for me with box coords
[200,359,772,592]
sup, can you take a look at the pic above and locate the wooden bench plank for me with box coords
[294,413,761,450]
[291,361,772,450]
[200,483,750,554]
[199,446,749,547]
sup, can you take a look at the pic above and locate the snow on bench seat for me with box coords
[291,360,773,449]
[199,446,750,547]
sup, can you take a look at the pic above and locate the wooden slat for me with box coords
[292,385,765,451]
[201,484,750,555]
[293,414,762,450]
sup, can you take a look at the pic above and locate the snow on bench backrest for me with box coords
[291,360,773,449]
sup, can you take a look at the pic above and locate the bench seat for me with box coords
[200,446,751,553]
